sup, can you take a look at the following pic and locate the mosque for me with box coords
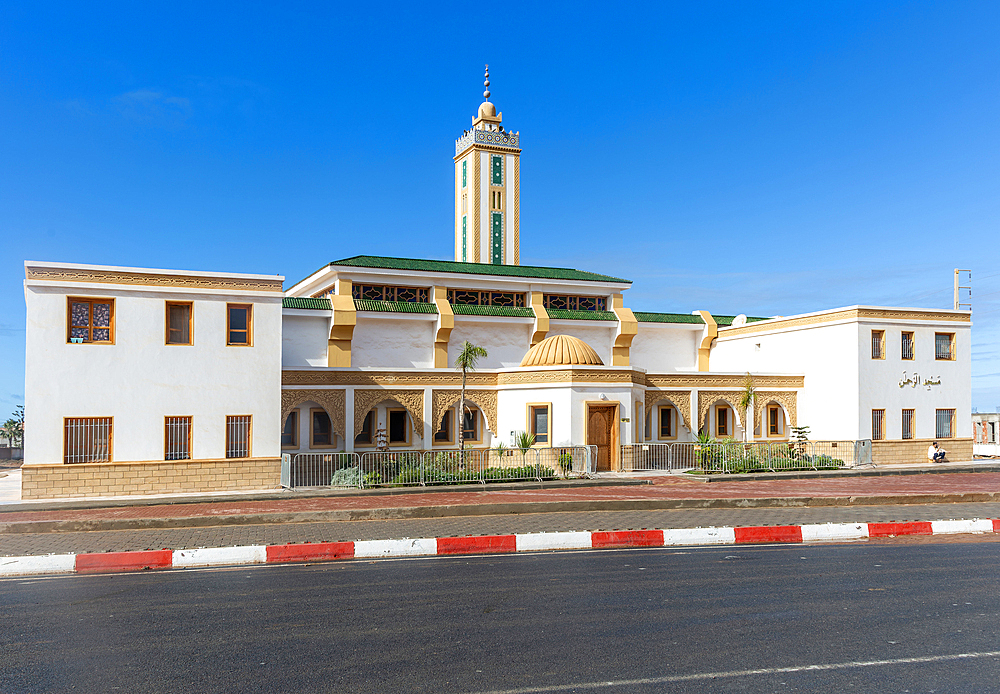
[21,69,972,498]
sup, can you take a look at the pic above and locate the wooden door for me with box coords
[587,405,617,471]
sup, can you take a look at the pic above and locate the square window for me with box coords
[165,416,192,460]
[935,409,955,439]
[530,405,550,444]
[67,298,114,344]
[901,332,914,360]
[281,410,299,448]
[388,409,408,444]
[310,409,333,448]
[872,409,885,441]
[227,304,252,346]
[902,409,914,440]
[166,302,192,345]
[226,415,251,458]
[64,417,113,463]
[935,333,955,361]
[871,330,885,359]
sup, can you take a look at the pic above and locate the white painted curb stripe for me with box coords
[354,538,437,558]
[172,545,266,567]
[516,531,593,551]
[930,519,995,534]
[0,554,77,576]
[662,527,736,546]
[801,523,870,542]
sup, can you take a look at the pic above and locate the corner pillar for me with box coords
[529,291,549,346]
[611,293,637,366]
[695,310,717,372]
[328,278,356,367]
[433,286,454,368]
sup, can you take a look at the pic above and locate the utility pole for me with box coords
[954,269,971,311]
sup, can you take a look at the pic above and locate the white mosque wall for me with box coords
[629,323,701,372]
[351,314,436,369]
[712,321,859,440]
[281,311,330,367]
[448,317,533,368]
[24,282,282,465]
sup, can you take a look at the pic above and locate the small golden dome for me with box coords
[520,335,604,367]
[478,100,496,118]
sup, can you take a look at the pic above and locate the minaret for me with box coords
[454,65,521,265]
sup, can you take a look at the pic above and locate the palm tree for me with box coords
[738,372,756,444]
[454,341,488,451]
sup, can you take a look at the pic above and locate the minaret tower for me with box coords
[454,65,521,265]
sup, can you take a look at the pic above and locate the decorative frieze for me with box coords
[697,391,748,432]
[644,390,692,431]
[281,389,346,440]
[645,373,804,389]
[455,129,520,155]
[753,391,798,432]
[354,389,425,437]
[25,266,283,293]
[431,390,498,435]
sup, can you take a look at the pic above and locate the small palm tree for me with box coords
[513,430,536,472]
[455,341,488,451]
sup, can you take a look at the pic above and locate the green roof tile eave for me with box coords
[546,309,618,321]
[323,255,630,284]
[354,299,437,314]
[634,312,704,324]
[282,297,332,310]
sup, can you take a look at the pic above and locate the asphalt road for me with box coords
[2,542,999,693]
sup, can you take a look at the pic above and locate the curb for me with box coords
[3,518,998,577]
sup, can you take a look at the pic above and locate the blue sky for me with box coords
[2,1,999,415]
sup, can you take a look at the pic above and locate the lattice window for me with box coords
[901,332,914,360]
[935,409,955,439]
[68,298,114,343]
[446,290,525,307]
[872,409,885,441]
[871,330,885,359]
[351,285,429,303]
[935,333,955,360]
[542,295,607,312]
[902,409,914,440]
[65,417,112,464]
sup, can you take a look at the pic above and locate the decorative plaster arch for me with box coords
[697,391,746,432]
[754,391,798,432]
[280,389,346,441]
[353,389,425,436]
[431,390,497,435]
[643,390,692,431]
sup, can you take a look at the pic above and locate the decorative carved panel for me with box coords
[754,391,798,430]
[354,389,425,437]
[644,390,692,431]
[697,391,748,432]
[280,389,346,440]
[282,368,646,388]
[25,266,283,293]
[431,390,498,435]
[646,373,804,389]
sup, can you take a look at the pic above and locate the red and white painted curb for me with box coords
[3,519,999,577]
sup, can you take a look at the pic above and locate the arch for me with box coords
[754,391,798,434]
[281,389,346,442]
[431,389,497,436]
[353,389,425,436]
[697,391,746,434]
[644,390,691,431]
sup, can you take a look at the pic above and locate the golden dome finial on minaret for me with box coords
[483,64,491,100]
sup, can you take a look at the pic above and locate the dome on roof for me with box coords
[520,335,604,367]
[478,100,496,119]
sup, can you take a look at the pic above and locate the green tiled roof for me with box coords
[325,255,630,284]
[283,297,331,310]
[452,305,535,318]
[634,312,703,324]
[634,312,772,325]
[354,299,437,314]
[546,309,618,321]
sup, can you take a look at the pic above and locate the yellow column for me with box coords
[695,310,717,372]
[529,291,549,346]
[433,286,453,368]
[611,293,637,366]
[327,278,356,367]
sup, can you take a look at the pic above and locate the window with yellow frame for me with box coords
[527,403,551,446]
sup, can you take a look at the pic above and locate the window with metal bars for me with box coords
[935,409,955,439]
[542,295,607,312]
[872,409,885,441]
[64,417,112,464]
[871,330,885,359]
[351,285,430,303]
[164,416,192,460]
[901,409,915,440]
[226,415,251,458]
[901,332,914,360]
[935,333,955,360]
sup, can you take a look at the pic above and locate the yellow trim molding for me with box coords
[719,307,972,338]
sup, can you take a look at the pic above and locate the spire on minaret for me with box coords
[477,63,499,123]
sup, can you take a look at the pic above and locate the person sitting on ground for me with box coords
[927,441,947,463]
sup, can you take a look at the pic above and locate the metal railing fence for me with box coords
[282,446,594,490]
[620,440,873,473]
